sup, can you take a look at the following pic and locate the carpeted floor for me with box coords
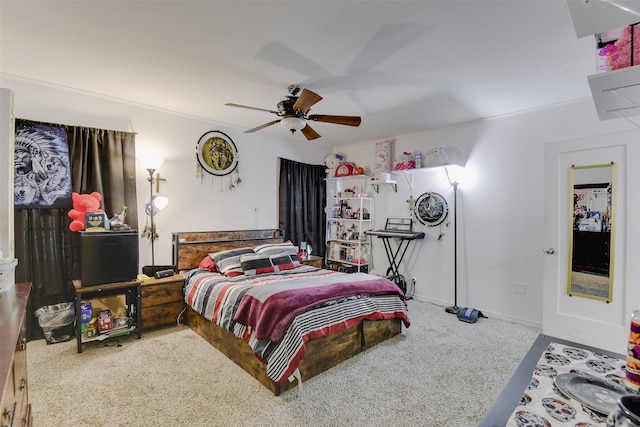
[27,300,540,427]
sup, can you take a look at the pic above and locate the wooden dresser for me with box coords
[141,274,185,330]
[1,282,32,427]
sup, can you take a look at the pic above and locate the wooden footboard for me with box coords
[186,306,402,395]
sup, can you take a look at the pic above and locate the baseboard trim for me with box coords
[411,294,543,331]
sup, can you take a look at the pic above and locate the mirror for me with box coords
[567,163,615,302]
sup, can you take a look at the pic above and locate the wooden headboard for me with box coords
[172,229,285,271]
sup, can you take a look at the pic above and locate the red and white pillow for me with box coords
[209,247,255,277]
[240,253,275,276]
[198,255,217,272]
[203,242,301,277]
[270,252,295,272]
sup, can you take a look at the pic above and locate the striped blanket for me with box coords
[184,265,410,384]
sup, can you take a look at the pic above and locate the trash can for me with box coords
[35,302,75,344]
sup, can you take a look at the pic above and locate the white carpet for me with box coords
[27,300,540,427]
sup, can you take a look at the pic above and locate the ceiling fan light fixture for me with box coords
[225,87,361,139]
[281,117,306,134]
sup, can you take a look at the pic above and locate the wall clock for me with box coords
[414,191,448,226]
[195,130,239,176]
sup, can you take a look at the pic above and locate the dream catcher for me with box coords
[414,191,449,239]
[195,130,242,190]
[141,196,168,241]
[141,201,159,241]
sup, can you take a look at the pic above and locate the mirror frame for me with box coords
[566,162,615,302]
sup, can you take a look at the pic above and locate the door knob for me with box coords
[544,248,555,255]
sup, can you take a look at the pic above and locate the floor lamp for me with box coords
[445,168,461,315]
[140,156,166,270]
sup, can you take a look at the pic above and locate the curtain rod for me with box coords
[16,117,138,135]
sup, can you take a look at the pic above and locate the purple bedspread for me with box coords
[233,272,405,343]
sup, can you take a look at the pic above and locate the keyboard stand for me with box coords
[365,218,425,296]
[383,237,411,292]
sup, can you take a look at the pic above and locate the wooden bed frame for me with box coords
[172,229,403,395]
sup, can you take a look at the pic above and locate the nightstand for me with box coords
[302,256,323,268]
[140,274,185,330]
[73,279,142,353]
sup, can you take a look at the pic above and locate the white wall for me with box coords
[0,76,330,268]
[0,88,14,259]
[336,98,640,326]
[4,74,639,328]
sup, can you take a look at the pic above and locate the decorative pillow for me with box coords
[210,247,255,277]
[253,241,300,266]
[270,252,295,272]
[240,253,275,276]
[198,255,217,272]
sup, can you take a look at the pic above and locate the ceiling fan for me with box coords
[225,84,361,140]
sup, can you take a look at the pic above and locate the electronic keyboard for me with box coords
[365,229,425,240]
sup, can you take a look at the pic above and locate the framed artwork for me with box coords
[195,130,239,176]
[414,192,448,226]
[14,122,72,209]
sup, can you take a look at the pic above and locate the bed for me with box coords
[172,229,410,395]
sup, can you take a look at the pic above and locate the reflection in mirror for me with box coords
[567,163,615,302]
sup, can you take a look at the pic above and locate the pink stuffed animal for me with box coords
[68,192,103,231]
[607,25,640,70]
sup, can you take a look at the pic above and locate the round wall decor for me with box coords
[414,191,448,226]
[195,130,239,176]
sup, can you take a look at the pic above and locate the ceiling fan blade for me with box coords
[293,89,323,113]
[307,114,362,127]
[301,124,321,140]
[245,119,281,133]
[225,103,279,115]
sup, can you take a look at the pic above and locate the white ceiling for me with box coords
[0,1,599,147]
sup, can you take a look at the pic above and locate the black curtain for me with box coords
[14,119,137,340]
[278,158,326,259]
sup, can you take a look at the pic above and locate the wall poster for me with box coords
[14,122,72,209]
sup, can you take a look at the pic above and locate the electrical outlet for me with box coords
[514,282,526,294]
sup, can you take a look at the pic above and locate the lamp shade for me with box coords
[139,156,164,171]
[153,195,169,211]
[145,195,169,216]
[281,117,306,133]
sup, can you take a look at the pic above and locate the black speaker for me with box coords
[142,265,175,276]
[154,269,175,279]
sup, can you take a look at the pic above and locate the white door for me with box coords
[543,136,629,354]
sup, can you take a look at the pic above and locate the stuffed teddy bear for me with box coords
[68,191,103,231]
[324,153,345,178]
